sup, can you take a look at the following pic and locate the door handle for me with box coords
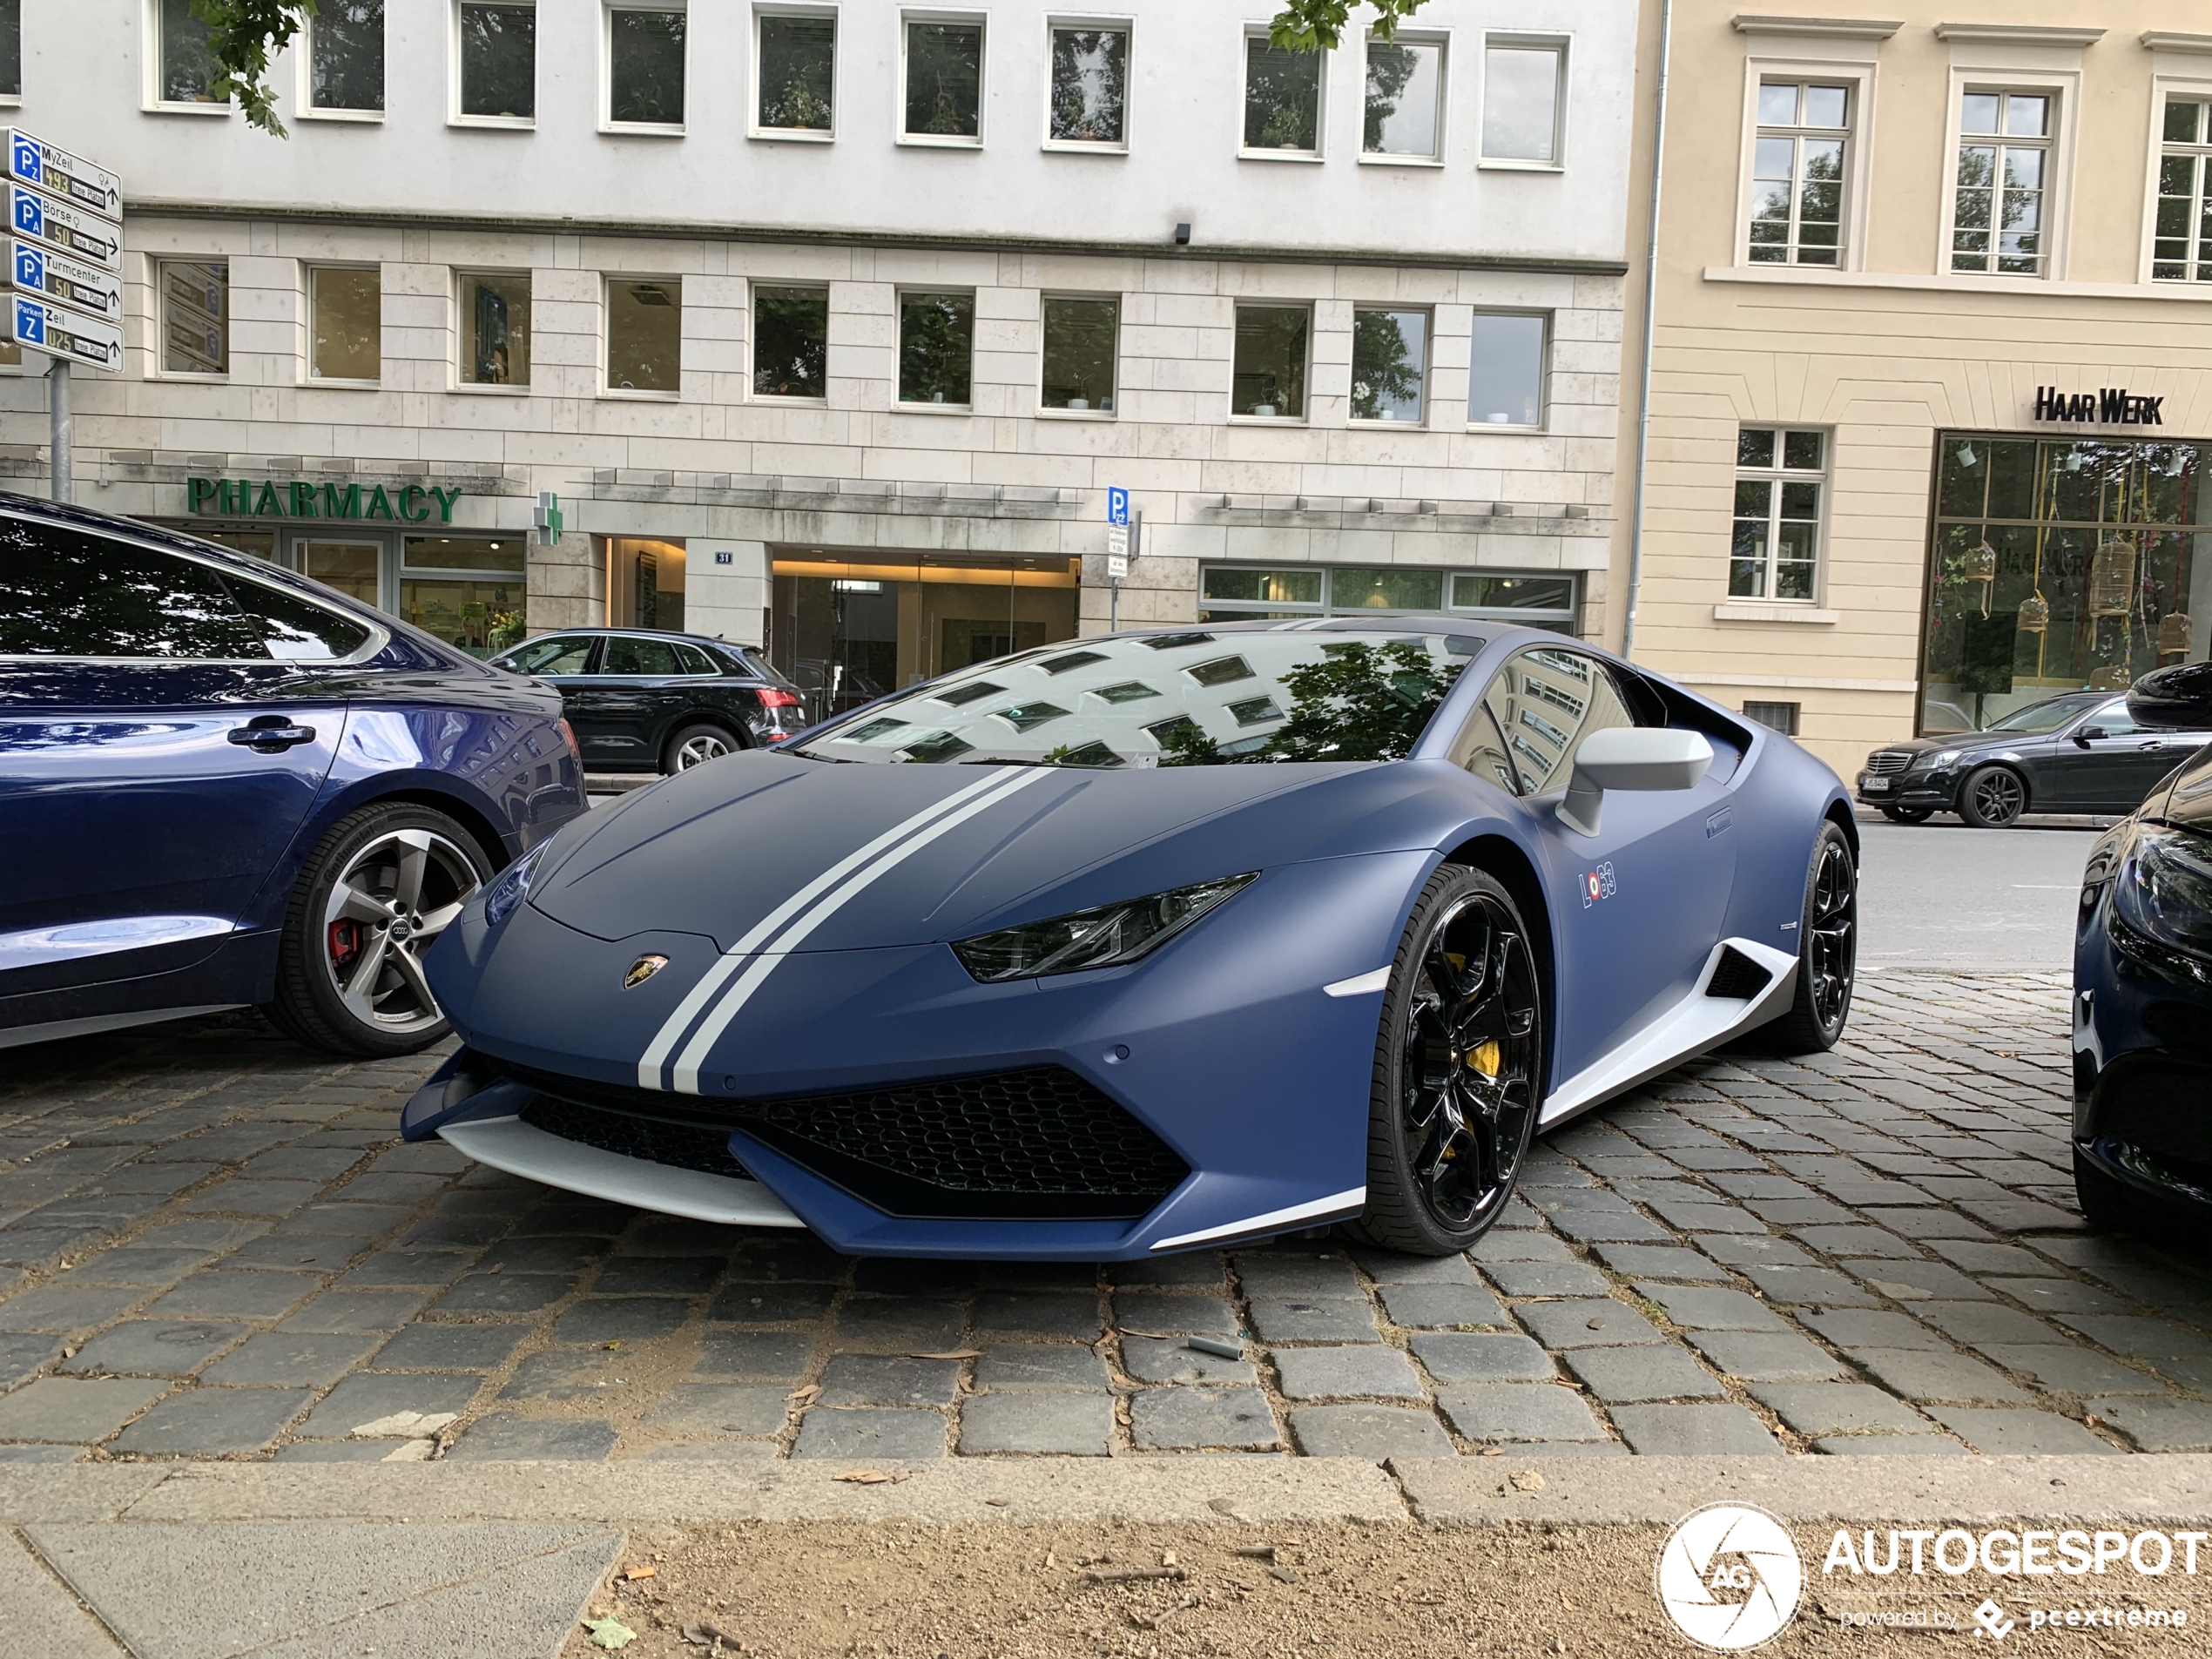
[2139,740,2165,752]
[228,719,318,752]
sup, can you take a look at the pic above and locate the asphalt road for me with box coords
[1856,817,2101,973]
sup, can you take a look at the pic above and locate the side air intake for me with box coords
[1704,945,1775,1001]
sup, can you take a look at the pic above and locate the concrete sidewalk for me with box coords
[5,1455,2209,1657]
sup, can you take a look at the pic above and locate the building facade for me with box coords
[1620,3,2212,777]
[2,0,1633,717]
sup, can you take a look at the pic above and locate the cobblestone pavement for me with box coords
[2,972,2209,1467]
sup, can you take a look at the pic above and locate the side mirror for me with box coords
[2128,662,2212,731]
[1557,727,1715,837]
[2074,727,2105,746]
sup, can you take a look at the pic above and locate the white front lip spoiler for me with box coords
[438,1116,806,1229]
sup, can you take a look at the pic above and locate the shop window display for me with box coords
[1923,434,2210,733]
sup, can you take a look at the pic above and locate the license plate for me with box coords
[1863,778,1892,793]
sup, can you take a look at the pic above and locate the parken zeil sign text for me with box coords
[188,476,469,523]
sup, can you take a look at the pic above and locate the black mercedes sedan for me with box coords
[489,629,809,774]
[2073,662,2212,1240]
[1855,691,2210,826]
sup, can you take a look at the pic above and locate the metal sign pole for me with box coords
[47,355,69,505]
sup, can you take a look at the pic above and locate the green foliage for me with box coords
[1270,0,1433,53]
[192,0,316,138]
[1161,643,1460,766]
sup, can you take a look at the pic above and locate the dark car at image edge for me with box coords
[2072,660,2212,1239]
[489,629,809,775]
[0,495,589,1058]
[1856,690,2210,826]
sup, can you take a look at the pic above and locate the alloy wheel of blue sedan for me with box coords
[320,826,482,1034]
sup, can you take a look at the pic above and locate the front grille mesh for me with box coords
[501,1061,1188,1221]
[520,1095,751,1179]
[1865,750,1914,775]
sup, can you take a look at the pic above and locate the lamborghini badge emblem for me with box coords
[624,954,670,989]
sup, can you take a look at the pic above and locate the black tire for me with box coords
[263,802,494,1058]
[1356,866,1545,1257]
[1761,820,1858,1054]
[1957,764,2027,827]
[2073,1147,2134,1233]
[1879,806,1934,825]
[663,722,742,775]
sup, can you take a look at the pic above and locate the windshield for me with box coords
[1983,694,2104,734]
[794,631,1480,766]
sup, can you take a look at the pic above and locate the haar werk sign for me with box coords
[2033,386,2166,426]
[187,476,467,523]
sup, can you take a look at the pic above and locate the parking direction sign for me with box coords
[5,293,123,372]
[8,239,121,320]
[8,185,120,269]
[5,132,121,222]
[1107,486,1130,526]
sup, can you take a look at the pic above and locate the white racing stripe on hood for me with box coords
[662,766,1052,1095]
[634,768,1022,1089]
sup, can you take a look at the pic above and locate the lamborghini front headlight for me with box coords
[952,873,1258,983]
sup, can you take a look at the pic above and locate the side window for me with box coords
[1457,648,1637,797]
[2087,700,2140,738]
[604,637,680,676]
[504,635,596,675]
[218,574,373,662]
[0,523,274,660]
[671,642,717,676]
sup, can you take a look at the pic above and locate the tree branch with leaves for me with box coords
[1269,0,1432,53]
[191,0,318,138]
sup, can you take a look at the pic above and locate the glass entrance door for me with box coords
[295,538,384,609]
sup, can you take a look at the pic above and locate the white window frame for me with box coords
[145,0,236,117]
[153,256,233,382]
[748,280,833,404]
[1477,31,1568,172]
[1036,291,1121,419]
[1733,56,1875,272]
[2141,72,2212,286]
[450,0,538,131]
[0,0,25,109]
[602,0,688,137]
[897,9,988,150]
[1238,26,1326,163]
[1358,28,1447,168]
[1347,303,1433,427]
[294,0,388,125]
[1042,15,1134,156]
[1728,426,1831,606]
[1935,65,2077,281]
[1228,300,1314,423]
[304,263,384,387]
[452,268,535,394]
[1464,308,1550,434]
[603,273,685,399]
[750,3,840,143]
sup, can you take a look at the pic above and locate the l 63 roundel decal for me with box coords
[1581,861,1618,908]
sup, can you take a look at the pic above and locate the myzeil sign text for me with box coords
[2033,386,2167,426]
[187,477,469,523]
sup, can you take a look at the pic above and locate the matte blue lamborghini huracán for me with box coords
[407,619,1858,1260]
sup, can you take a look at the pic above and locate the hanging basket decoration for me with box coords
[1962,540,1998,583]
[2159,610,2193,658]
[2089,663,2134,692]
[2089,537,2136,617]
[2017,592,2050,633]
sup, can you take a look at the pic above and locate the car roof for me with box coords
[523,627,763,652]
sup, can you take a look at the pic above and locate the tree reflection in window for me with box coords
[1161,642,1461,765]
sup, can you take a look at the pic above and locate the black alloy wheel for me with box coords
[1762,820,1858,1053]
[1359,866,1544,1255]
[1879,805,1934,824]
[1958,763,2027,827]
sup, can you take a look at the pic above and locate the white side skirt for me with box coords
[1538,937,1800,1129]
[440,1116,806,1229]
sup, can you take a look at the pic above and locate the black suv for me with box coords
[1856,691,2210,826]
[490,629,809,774]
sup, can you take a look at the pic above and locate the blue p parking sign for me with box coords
[1107,486,1129,526]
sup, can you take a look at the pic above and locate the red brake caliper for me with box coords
[327,919,361,970]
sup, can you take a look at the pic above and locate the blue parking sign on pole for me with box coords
[1107,486,1129,526]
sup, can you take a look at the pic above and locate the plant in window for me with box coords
[1351,311,1423,421]
[906,23,981,138]
[759,16,834,130]
[1245,41,1321,150]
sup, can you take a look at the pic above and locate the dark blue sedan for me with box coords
[0,495,588,1057]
